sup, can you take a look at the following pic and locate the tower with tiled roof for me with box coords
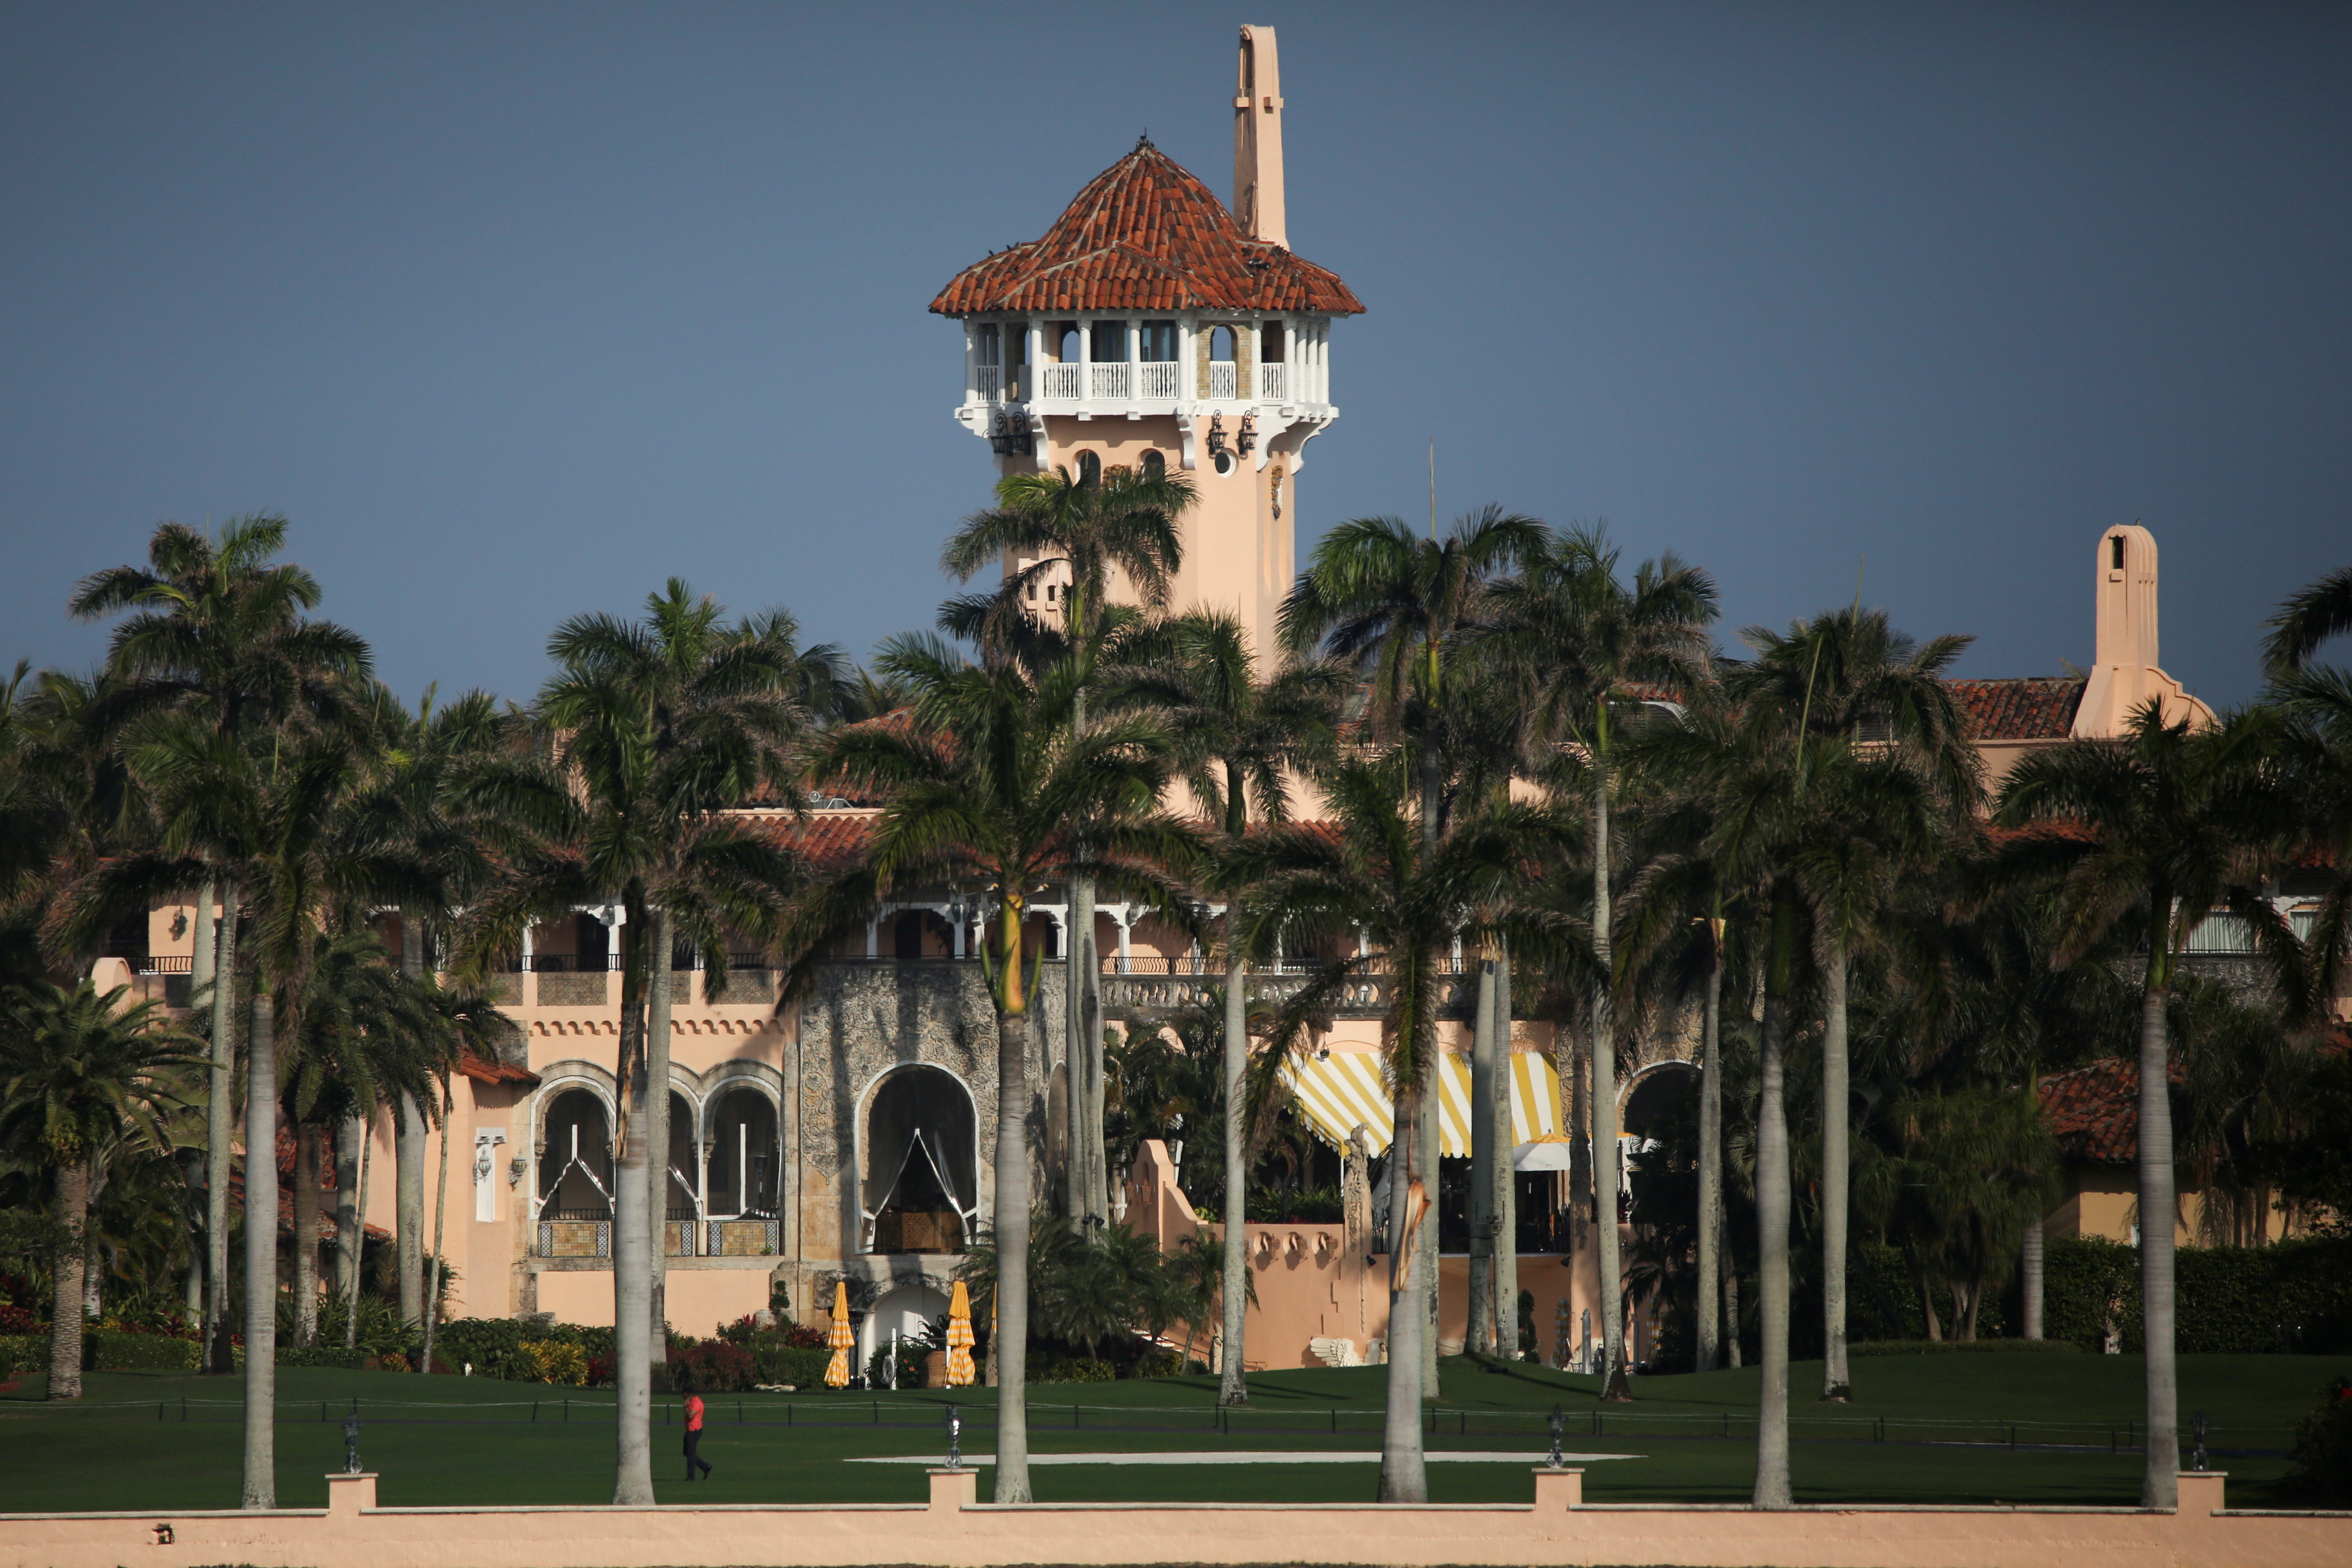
[929,25,1362,663]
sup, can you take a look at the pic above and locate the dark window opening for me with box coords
[1261,321,1286,363]
[574,913,610,972]
[1051,322,1079,362]
[1140,320,1178,362]
[1141,449,1165,476]
[1210,325,1236,360]
[2111,535,2125,570]
[1089,320,1128,363]
[1077,450,1101,486]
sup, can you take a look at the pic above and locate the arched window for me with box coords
[1260,321,1286,363]
[1053,322,1080,362]
[1141,448,1165,477]
[537,1087,615,1258]
[1210,325,1236,361]
[706,1086,780,1220]
[863,1066,977,1254]
[1077,450,1102,486]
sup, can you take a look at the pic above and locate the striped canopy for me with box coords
[1280,1050,1562,1158]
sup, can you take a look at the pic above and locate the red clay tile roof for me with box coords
[1950,677,2085,741]
[458,1048,538,1087]
[929,142,1364,318]
[2038,1056,2185,1165]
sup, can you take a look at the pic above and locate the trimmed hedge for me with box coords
[1849,1338,2083,1358]
[86,1329,200,1372]
[1029,1353,1116,1384]
[2043,1236,2352,1353]
[276,1345,367,1370]
[752,1343,832,1389]
[0,1333,41,1375]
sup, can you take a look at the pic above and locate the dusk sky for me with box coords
[3,2,2345,708]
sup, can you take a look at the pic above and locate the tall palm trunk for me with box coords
[1696,918,1725,1372]
[645,909,675,1380]
[1071,874,1103,1228]
[1820,935,1851,1401]
[1467,955,1498,1354]
[1492,952,1517,1357]
[1378,1082,1429,1503]
[991,1002,1034,1503]
[333,1116,361,1304]
[241,990,278,1510]
[48,1159,91,1399]
[2020,1217,2044,1340]
[2136,935,2180,1510]
[422,1092,451,1375]
[188,877,216,1324]
[610,919,654,1506]
[205,881,239,1374]
[343,1121,371,1349]
[1218,924,1249,1406]
[1589,751,1631,1400]
[1418,1048,1441,1395]
[396,918,427,1325]
[1751,903,1796,1510]
[291,1122,323,1346]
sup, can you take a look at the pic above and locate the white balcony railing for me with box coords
[1209,360,1237,399]
[1090,361,1131,400]
[973,364,1002,402]
[1041,363,1082,401]
[1138,360,1182,400]
[1259,362,1287,400]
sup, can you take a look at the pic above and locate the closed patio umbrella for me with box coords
[944,1279,976,1387]
[824,1279,854,1389]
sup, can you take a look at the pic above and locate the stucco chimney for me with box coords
[1234,25,1287,248]
[2072,522,2213,737]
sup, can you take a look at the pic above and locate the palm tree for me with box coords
[280,929,457,1346]
[942,460,1194,1231]
[1110,610,1342,1406]
[1995,701,2298,1509]
[68,515,369,1370]
[1487,524,1716,1399]
[1280,504,1541,1394]
[1725,607,1978,1399]
[450,582,812,1504]
[792,636,1199,1503]
[1228,757,1570,1502]
[0,981,196,1398]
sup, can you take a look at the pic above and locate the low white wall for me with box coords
[2,1469,2346,1568]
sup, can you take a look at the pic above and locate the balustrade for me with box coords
[1208,360,1237,399]
[1259,361,1287,400]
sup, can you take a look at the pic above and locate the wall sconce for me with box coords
[1205,413,1228,459]
[989,412,1030,457]
[1236,413,1258,456]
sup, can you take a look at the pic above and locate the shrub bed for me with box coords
[1848,1338,2083,1357]
[86,1328,200,1372]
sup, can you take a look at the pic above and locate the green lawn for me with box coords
[0,1353,2334,1513]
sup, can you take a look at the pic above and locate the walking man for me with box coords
[683,1391,712,1481]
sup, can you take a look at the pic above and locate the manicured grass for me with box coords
[0,1353,2334,1513]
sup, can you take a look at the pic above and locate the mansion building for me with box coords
[97,30,2320,1374]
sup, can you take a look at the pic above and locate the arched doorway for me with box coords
[861,1066,977,1255]
[860,1281,951,1386]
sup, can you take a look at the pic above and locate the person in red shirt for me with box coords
[683,1393,712,1480]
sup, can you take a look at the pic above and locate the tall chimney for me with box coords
[1234,25,1287,248]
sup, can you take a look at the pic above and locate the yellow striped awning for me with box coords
[1280,1050,1561,1158]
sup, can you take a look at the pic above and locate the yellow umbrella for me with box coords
[824,1279,854,1389]
[944,1280,976,1387]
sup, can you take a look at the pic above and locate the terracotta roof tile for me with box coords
[1949,677,2085,741]
[458,1048,538,1087]
[2038,1056,2185,1165]
[930,143,1364,318]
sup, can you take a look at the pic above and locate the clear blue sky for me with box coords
[3,2,2345,707]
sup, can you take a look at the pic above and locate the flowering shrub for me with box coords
[667,1338,755,1393]
[519,1339,590,1385]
